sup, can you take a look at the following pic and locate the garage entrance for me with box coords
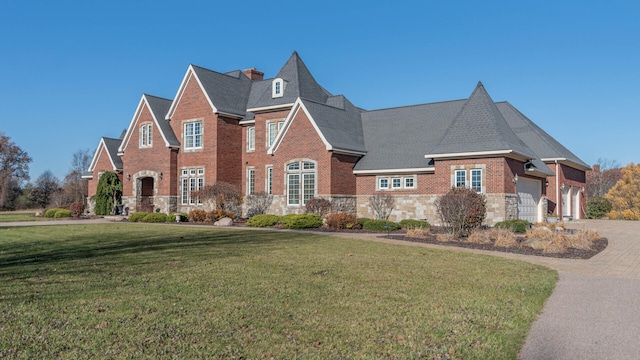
[516,178,542,223]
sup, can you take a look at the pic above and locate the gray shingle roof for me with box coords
[101,137,123,170]
[191,65,253,117]
[299,96,366,154]
[425,82,536,159]
[249,51,331,109]
[355,100,466,171]
[496,102,590,169]
[144,94,179,147]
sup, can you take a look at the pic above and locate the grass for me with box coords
[0,224,557,359]
[0,210,40,222]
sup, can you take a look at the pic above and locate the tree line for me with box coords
[0,133,91,211]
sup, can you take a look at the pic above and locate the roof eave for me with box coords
[425,150,532,161]
[247,103,295,113]
[353,167,435,175]
[541,158,591,171]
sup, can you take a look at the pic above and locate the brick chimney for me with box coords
[243,68,264,81]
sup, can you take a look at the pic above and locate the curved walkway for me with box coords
[4,218,640,358]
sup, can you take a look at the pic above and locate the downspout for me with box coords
[555,160,560,220]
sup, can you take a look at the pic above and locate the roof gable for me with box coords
[268,97,366,156]
[88,137,122,173]
[118,94,177,154]
[424,82,536,160]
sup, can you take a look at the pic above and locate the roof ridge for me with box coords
[366,98,467,113]
[191,64,244,80]
[142,93,173,102]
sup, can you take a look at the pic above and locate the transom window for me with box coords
[286,160,316,206]
[181,167,204,205]
[184,121,202,150]
[140,123,152,147]
[377,175,416,190]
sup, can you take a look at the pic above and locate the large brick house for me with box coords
[85,52,589,225]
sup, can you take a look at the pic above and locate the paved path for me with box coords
[4,218,640,358]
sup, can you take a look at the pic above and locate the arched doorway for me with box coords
[136,177,155,212]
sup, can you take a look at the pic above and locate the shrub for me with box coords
[305,198,332,218]
[45,208,63,218]
[167,212,189,223]
[495,219,530,233]
[399,219,431,229]
[193,182,242,215]
[142,212,168,223]
[326,213,361,230]
[128,212,149,222]
[207,209,235,222]
[493,228,519,248]
[54,209,72,218]
[245,192,273,218]
[246,214,281,227]
[69,202,85,217]
[586,197,613,219]
[188,209,207,222]
[406,227,431,239]
[278,214,323,229]
[369,192,395,220]
[93,171,122,216]
[435,187,486,237]
[467,229,494,244]
[360,218,401,232]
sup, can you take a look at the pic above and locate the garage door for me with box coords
[517,178,541,223]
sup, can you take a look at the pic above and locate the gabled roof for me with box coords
[248,51,331,110]
[425,82,537,160]
[87,136,122,174]
[165,65,254,120]
[118,94,177,154]
[268,96,366,156]
[496,102,590,170]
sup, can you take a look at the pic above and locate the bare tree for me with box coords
[369,192,395,220]
[60,149,92,204]
[245,191,273,218]
[0,134,32,209]
[586,158,622,198]
[28,170,61,208]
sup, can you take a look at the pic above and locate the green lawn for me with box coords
[0,210,40,222]
[0,224,557,359]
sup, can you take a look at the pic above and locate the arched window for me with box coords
[286,160,316,205]
[272,78,284,98]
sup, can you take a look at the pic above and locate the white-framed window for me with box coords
[471,169,482,192]
[266,165,273,195]
[455,170,466,188]
[140,123,152,147]
[267,120,285,147]
[184,121,203,150]
[181,167,204,205]
[247,126,255,152]
[378,177,389,189]
[247,167,255,195]
[286,160,316,206]
[404,177,415,189]
[272,78,284,98]
[377,175,416,190]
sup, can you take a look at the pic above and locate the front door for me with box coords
[136,177,155,212]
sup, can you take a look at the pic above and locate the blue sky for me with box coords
[1,1,638,181]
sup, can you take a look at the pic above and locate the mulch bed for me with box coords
[305,226,608,260]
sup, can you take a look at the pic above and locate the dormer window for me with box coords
[272,78,284,98]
